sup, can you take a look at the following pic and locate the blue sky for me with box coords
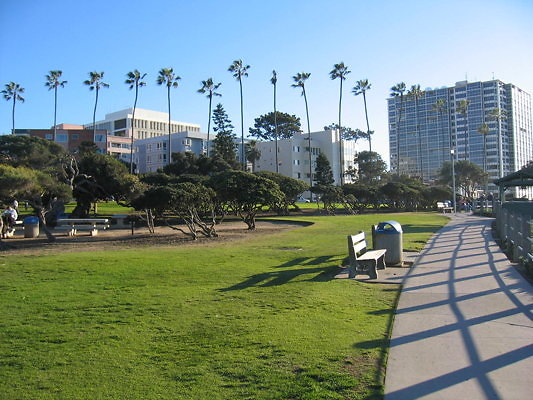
[1,0,532,165]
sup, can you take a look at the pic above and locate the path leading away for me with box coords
[385,214,533,400]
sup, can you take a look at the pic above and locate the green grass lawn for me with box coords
[0,213,448,400]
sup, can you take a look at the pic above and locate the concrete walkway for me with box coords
[385,214,533,400]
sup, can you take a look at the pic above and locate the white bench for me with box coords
[347,232,387,279]
[437,202,453,213]
[56,218,109,236]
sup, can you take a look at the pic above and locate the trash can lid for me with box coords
[23,216,39,223]
[376,220,402,233]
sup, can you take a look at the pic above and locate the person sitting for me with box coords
[1,206,18,238]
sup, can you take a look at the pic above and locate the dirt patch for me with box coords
[0,219,307,256]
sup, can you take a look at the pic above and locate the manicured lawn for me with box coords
[63,201,134,216]
[0,213,448,399]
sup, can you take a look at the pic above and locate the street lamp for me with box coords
[451,148,457,214]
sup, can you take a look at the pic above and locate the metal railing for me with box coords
[494,202,533,265]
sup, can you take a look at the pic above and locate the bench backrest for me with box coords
[348,232,367,260]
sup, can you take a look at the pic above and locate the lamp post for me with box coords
[451,148,457,214]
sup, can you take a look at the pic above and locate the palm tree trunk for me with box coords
[239,79,245,170]
[207,94,212,157]
[415,99,423,181]
[363,92,371,152]
[53,87,58,141]
[130,85,138,174]
[303,88,312,199]
[273,83,278,173]
[396,97,404,175]
[92,88,99,138]
[11,97,16,134]
[167,86,171,164]
[338,79,343,185]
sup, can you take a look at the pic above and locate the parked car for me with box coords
[295,197,311,203]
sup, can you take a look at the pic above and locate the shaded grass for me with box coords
[0,212,447,399]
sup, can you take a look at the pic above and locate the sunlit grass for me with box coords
[0,212,447,399]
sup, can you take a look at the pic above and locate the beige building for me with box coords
[254,129,358,186]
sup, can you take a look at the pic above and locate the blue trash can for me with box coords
[373,220,403,266]
[23,216,40,238]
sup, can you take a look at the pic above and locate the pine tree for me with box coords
[314,152,334,185]
[212,103,237,164]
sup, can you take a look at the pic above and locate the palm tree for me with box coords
[83,72,109,138]
[1,82,25,134]
[228,59,250,170]
[431,98,447,164]
[45,71,67,141]
[197,78,222,157]
[271,70,279,173]
[245,140,261,172]
[407,84,424,180]
[329,62,351,185]
[477,122,489,174]
[352,79,372,151]
[456,99,470,161]
[390,82,406,174]
[125,69,147,173]
[156,68,181,165]
[487,107,506,178]
[291,72,312,194]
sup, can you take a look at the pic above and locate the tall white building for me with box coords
[388,79,533,197]
[254,129,358,186]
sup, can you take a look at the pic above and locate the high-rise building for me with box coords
[388,80,532,197]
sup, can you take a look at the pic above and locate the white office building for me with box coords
[135,131,249,173]
[254,129,358,186]
[85,108,201,163]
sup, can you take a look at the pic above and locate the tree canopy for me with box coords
[439,160,488,199]
[212,103,238,165]
[208,170,283,230]
[248,111,301,141]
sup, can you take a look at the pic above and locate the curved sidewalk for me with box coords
[385,214,533,400]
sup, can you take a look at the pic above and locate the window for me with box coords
[293,159,300,165]
[71,134,79,140]
[56,134,68,142]
[114,119,127,130]
[94,134,105,142]
[45,134,53,140]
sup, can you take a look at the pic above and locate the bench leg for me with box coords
[368,261,378,279]
[90,229,98,236]
[348,263,356,279]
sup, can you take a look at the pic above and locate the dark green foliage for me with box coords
[212,103,237,165]
[439,160,488,199]
[0,134,67,170]
[249,111,301,140]
[73,153,140,217]
[209,170,284,229]
[162,152,234,177]
[132,182,217,239]
[342,182,380,212]
[254,171,309,214]
[314,152,334,186]
[311,184,342,214]
[350,151,388,184]
[78,140,99,155]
